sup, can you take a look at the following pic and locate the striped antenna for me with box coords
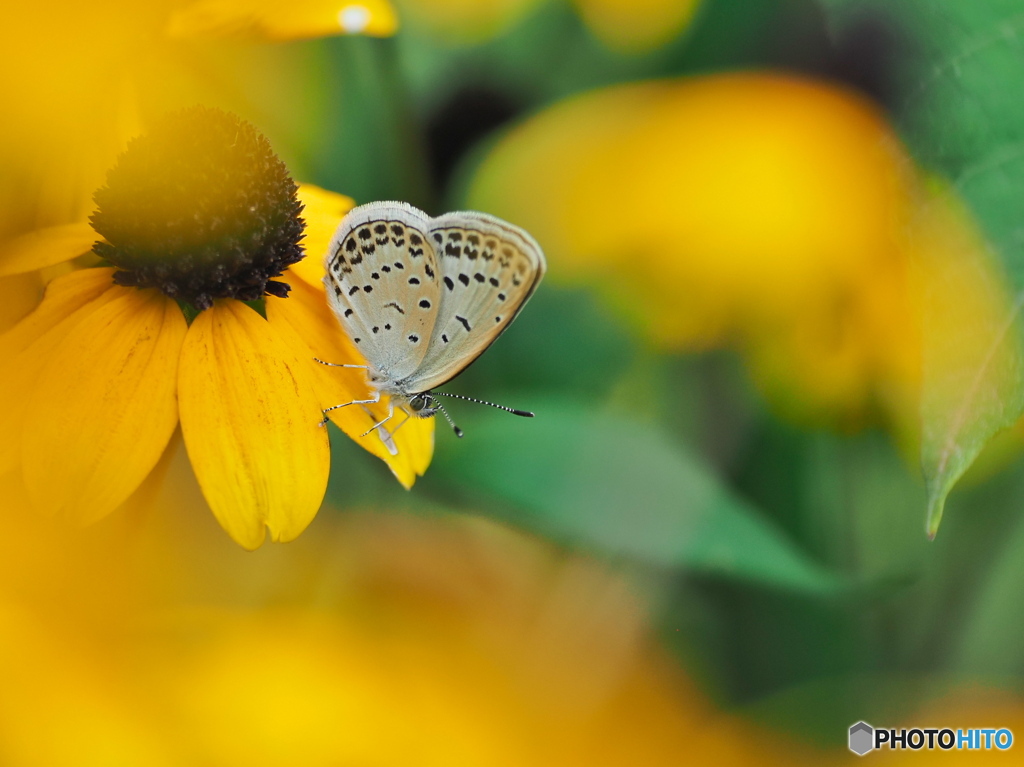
[429,391,534,417]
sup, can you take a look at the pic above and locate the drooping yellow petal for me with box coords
[178,300,330,549]
[167,0,398,41]
[266,274,434,488]
[0,222,97,278]
[573,0,702,52]
[0,268,117,474]
[21,287,186,525]
[290,184,356,289]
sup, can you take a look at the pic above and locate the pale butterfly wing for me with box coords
[323,202,442,383]
[405,211,547,393]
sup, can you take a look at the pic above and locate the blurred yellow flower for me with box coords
[395,0,700,50]
[572,0,702,52]
[0,0,396,334]
[0,471,823,766]
[468,72,923,426]
[0,110,432,549]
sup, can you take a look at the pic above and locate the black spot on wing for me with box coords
[455,315,471,332]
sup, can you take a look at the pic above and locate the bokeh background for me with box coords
[4,0,1024,762]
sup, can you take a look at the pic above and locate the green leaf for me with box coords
[953,468,1024,675]
[822,1,1024,535]
[429,399,836,593]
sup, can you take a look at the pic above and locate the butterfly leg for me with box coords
[314,359,368,369]
[385,409,413,439]
[361,401,395,438]
[320,391,381,426]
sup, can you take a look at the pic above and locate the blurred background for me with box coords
[3,0,1024,762]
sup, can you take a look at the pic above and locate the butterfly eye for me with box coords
[409,395,427,412]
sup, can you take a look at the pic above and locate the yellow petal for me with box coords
[178,300,330,549]
[167,0,398,41]
[573,0,702,52]
[266,275,434,488]
[0,268,117,474]
[21,288,186,525]
[291,184,356,289]
[0,271,45,334]
[0,222,98,277]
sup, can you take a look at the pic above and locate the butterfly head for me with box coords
[408,393,439,418]
[406,392,464,438]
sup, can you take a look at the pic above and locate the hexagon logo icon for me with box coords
[849,721,874,756]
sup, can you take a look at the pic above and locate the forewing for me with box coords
[406,211,546,392]
[323,202,442,382]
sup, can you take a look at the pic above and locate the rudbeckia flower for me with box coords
[0,0,398,334]
[467,72,924,427]
[0,108,432,549]
[0,488,825,766]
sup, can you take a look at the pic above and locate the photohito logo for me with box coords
[848,721,1013,755]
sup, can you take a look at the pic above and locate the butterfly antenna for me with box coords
[432,401,464,438]
[430,391,535,418]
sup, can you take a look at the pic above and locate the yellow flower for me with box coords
[571,0,702,52]
[0,0,397,333]
[0,477,825,766]
[467,72,923,427]
[1,109,432,549]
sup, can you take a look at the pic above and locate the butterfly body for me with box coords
[322,201,545,442]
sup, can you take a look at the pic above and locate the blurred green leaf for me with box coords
[429,399,836,593]
[822,0,1024,535]
[953,464,1024,675]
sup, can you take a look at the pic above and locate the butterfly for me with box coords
[320,201,546,449]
